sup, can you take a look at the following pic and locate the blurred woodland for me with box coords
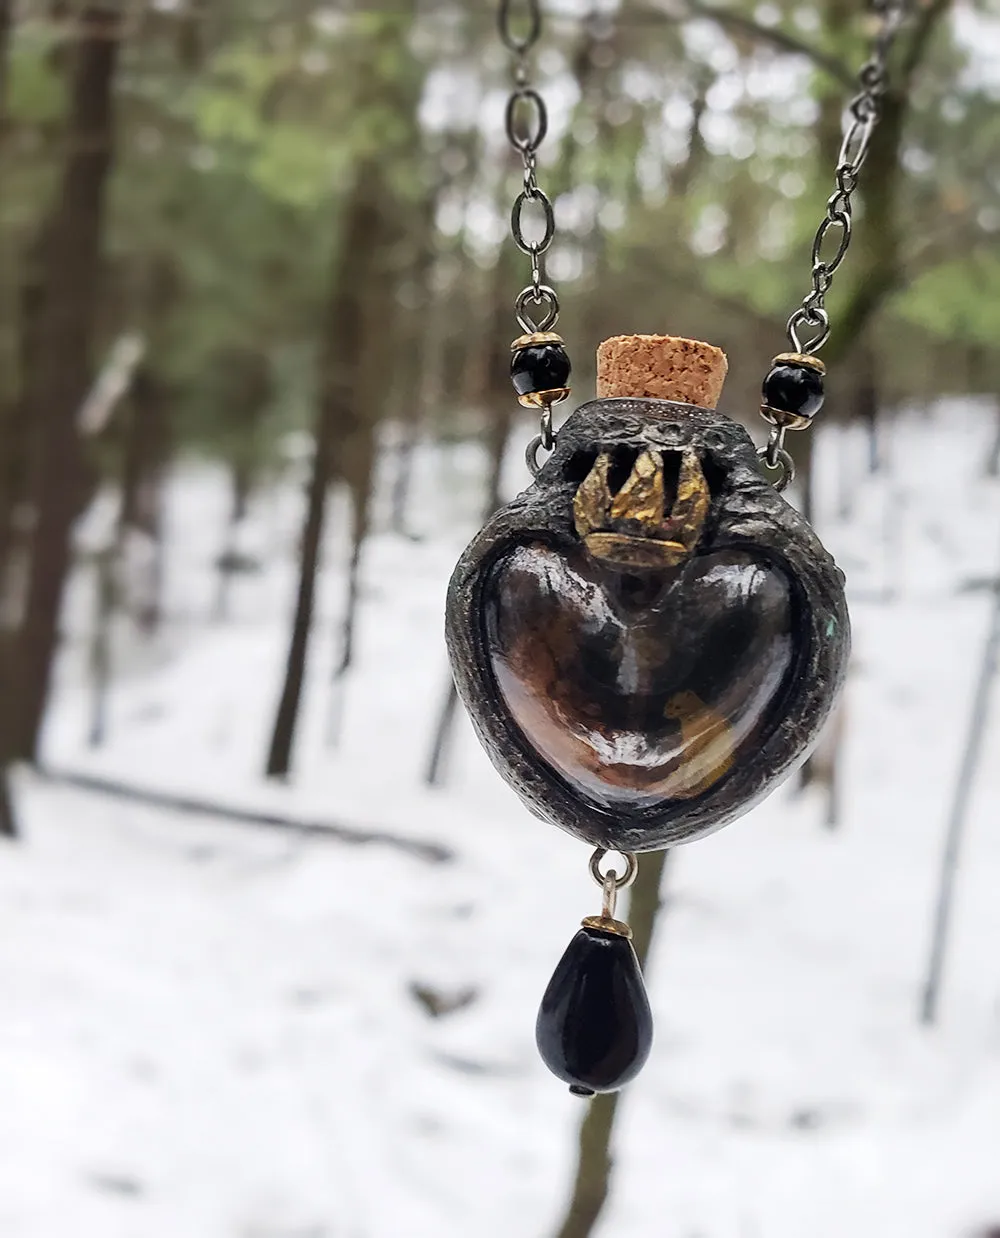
[0,0,998,835]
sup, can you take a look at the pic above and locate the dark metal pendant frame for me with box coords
[446,397,850,853]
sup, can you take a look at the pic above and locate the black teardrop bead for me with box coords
[762,362,825,421]
[511,342,571,397]
[536,927,653,1095]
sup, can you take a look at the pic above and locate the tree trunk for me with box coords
[0,249,46,615]
[552,850,671,1238]
[671,69,712,198]
[326,427,376,747]
[425,678,461,788]
[920,546,1000,1025]
[119,366,170,633]
[389,194,439,537]
[424,255,515,788]
[986,401,1000,479]
[264,381,338,779]
[0,0,11,117]
[858,350,880,474]
[265,165,384,779]
[0,763,15,839]
[87,547,115,748]
[265,0,421,777]
[85,352,153,748]
[792,423,815,526]
[9,5,122,761]
[0,0,31,834]
[389,421,418,537]
[214,457,252,623]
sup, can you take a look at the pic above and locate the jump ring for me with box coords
[756,445,796,493]
[589,847,639,891]
[525,434,545,477]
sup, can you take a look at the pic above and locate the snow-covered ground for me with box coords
[1,401,999,1238]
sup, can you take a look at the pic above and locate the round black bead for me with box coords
[536,926,653,1094]
[762,362,825,420]
[511,342,571,397]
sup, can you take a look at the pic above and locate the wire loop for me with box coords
[787,305,831,354]
[589,848,639,891]
[514,283,560,333]
[525,434,545,477]
[757,443,796,492]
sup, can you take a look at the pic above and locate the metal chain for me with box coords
[500,0,561,453]
[759,0,906,491]
[785,0,907,356]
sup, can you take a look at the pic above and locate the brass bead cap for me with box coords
[759,403,813,431]
[517,386,571,409]
[511,330,565,352]
[771,351,826,375]
[581,915,633,939]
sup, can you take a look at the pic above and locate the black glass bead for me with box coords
[511,343,571,397]
[536,926,653,1095]
[762,362,825,420]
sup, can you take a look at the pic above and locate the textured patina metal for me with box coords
[445,396,850,853]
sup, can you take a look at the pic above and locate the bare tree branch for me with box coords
[900,0,952,86]
[633,1,856,88]
[35,766,454,863]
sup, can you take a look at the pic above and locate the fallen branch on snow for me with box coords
[32,766,453,864]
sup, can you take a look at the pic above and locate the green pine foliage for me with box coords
[0,0,995,492]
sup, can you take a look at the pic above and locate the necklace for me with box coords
[445,0,906,1096]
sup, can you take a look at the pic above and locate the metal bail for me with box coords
[582,848,637,938]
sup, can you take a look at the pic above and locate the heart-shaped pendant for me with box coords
[446,397,849,852]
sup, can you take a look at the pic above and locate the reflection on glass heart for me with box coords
[483,542,795,810]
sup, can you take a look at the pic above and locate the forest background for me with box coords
[0,1,999,1236]
[0,0,997,787]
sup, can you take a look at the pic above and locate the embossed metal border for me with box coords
[446,398,850,852]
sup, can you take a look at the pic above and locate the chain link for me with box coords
[786,0,907,355]
[500,0,564,452]
[501,0,558,324]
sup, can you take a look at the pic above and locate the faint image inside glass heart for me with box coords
[485,542,795,809]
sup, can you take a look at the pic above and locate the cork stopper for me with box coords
[596,334,728,410]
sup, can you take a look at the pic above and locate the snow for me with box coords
[1,401,999,1238]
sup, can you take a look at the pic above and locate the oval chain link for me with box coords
[785,0,907,356]
[500,0,562,460]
